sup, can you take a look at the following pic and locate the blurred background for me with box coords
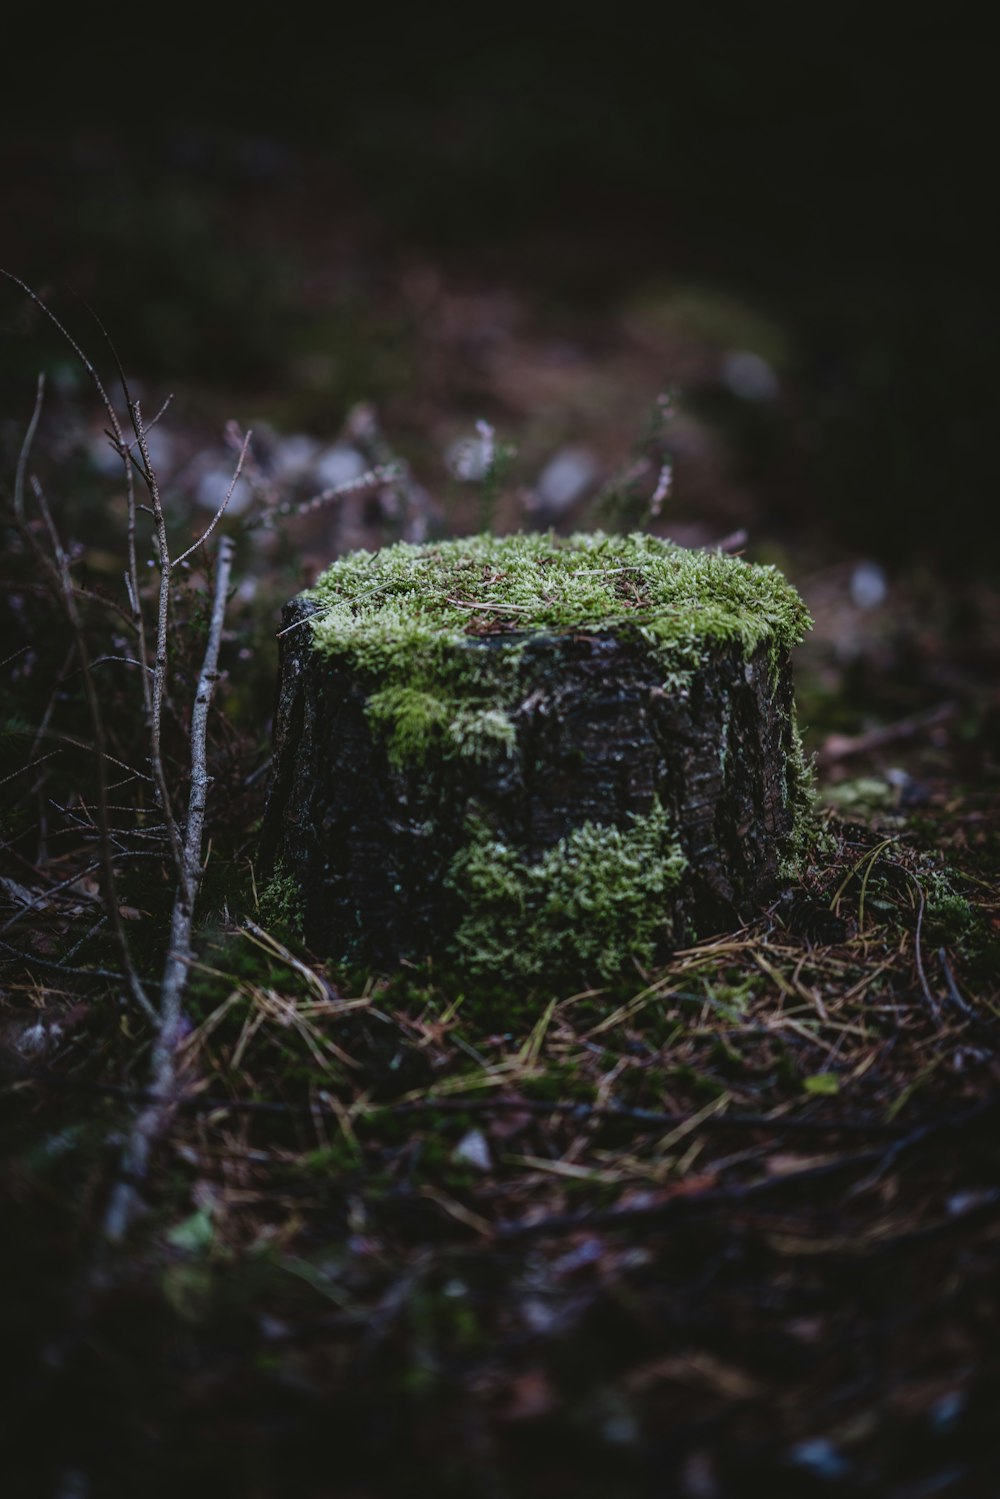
[2,7,997,764]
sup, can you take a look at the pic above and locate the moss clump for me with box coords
[778,707,820,878]
[308,530,810,677]
[447,705,518,764]
[365,687,517,770]
[444,801,687,983]
[256,863,304,940]
[365,686,452,769]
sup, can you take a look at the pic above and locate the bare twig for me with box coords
[938,948,997,1043]
[0,750,60,791]
[0,937,151,987]
[818,702,957,765]
[174,428,251,565]
[130,399,185,884]
[103,535,235,1243]
[249,461,402,531]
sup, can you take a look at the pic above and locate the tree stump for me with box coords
[259,533,812,982]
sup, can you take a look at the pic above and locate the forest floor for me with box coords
[2,207,1000,1497]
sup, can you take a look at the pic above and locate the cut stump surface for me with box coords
[260,533,812,982]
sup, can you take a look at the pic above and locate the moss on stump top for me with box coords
[306,532,811,675]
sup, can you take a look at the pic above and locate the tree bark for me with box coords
[260,595,804,976]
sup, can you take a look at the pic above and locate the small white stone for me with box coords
[850,560,888,611]
[195,464,253,516]
[536,447,599,513]
[313,444,367,489]
[721,350,779,402]
[451,1127,492,1171]
[522,1297,558,1332]
[270,433,320,480]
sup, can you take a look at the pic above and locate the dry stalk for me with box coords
[103,534,235,1243]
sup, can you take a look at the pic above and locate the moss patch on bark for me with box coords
[445,801,687,983]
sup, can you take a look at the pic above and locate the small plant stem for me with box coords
[104,536,235,1243]
[131,400,186,888]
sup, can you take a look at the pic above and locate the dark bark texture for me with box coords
[260,597,803,970]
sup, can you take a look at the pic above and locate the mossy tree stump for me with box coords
[260,533,812,982]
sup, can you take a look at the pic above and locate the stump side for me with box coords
[259,534,813,980]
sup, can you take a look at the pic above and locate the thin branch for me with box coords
[0,750,60,790]
[818,702,957,765]
[26,727,154,782]
[938,948,997,1043]
[0,937,155,988]
[129,400,185,882]
[104,536,235,1243]
[174,428,252,566]
[0,273,160,842]
[0,272,121,424]
[250,461,401,531]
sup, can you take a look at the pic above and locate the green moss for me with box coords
[308,531,811,682]
[778,709,822,877]
[447,705,517,763]
[365,686,451,769]
[308,532,811,779]
[256,863,304,940]
[364,686,517,769]
[920,868,978,947]
[444,800,687,984]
